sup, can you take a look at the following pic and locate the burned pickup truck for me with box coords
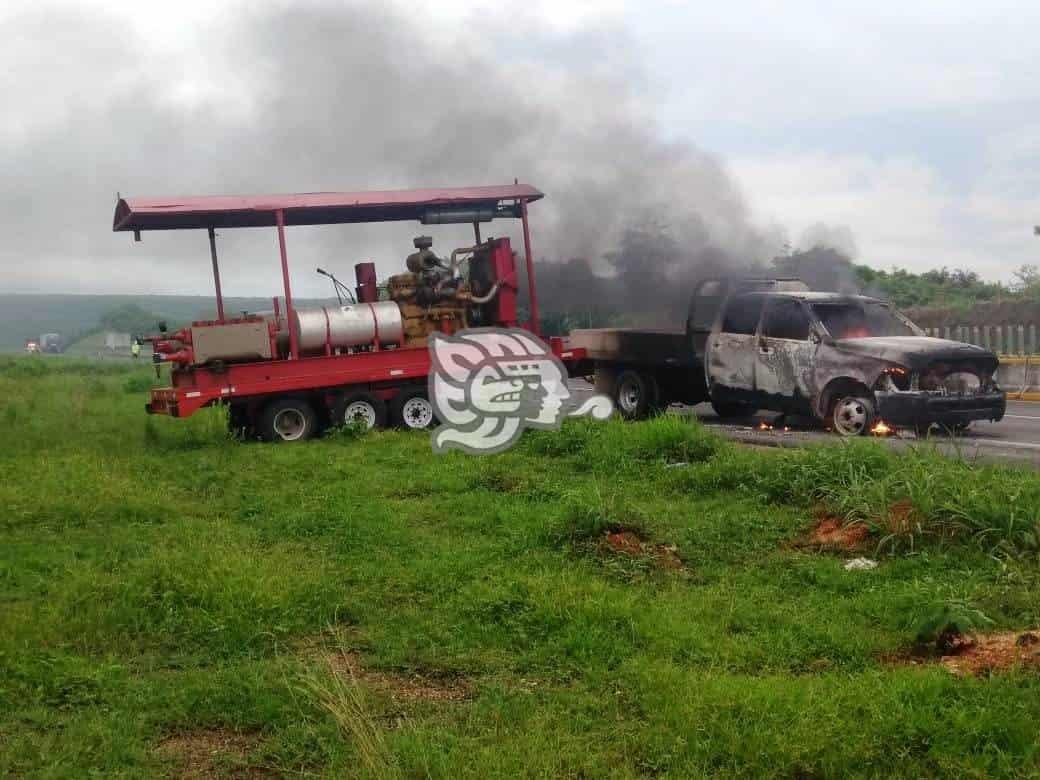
[569,279,1006,435]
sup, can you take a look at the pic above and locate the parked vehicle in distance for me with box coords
[569,279,1006,435]
[39,333,65,353]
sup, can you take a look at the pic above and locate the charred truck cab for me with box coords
[570,280,1006,436]
[706,291,1005,435]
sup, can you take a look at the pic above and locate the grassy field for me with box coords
[2,356,1040,777]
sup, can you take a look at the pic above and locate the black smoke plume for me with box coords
[3,1,783,315]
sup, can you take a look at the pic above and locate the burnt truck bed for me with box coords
[567,328,709,414]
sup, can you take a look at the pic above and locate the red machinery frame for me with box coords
[112,184,582,419]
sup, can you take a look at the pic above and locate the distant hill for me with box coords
[0,294,334,352]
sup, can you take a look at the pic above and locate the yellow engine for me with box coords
[387,236,490,346]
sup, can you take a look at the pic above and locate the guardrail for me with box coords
[921,324,1038,355]
[993,355,1039,399]
[917,325,1040,397]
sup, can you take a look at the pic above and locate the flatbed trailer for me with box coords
[567,328,708,418]
[113,184,587,441]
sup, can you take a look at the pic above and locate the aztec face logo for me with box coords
[428,328,613,454]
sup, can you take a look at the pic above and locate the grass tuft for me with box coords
[300,661,401,780]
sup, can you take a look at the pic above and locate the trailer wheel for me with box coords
[392,388,436,430]
[334,392,387,431]
[613,369,655,419]
[260,398,318,442]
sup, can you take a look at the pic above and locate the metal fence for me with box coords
[921,324,1039,355]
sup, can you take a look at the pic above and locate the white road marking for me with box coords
[1004,414,1040,421]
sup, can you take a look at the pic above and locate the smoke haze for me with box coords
[2,1,786,315]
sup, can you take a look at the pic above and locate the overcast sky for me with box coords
[2,0,1038,297]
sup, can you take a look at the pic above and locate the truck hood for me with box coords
[831,337,999,373]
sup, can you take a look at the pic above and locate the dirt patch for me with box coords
[325,650,473,702]
[797,513,870,551]
[939,630,1040,676]
[602,529,684,570]
[156,728,270,779]
[884,499,917,535]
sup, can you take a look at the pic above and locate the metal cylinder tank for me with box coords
[292,301,404,352]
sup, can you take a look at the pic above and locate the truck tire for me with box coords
[334,392,387,431]
[710,400,755,419]
[260,398,318,442]
[391,388,436,430]
[613,369,656,420]
[829,394,876,436]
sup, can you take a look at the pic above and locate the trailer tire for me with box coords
[613,369,656,419]
[392,388,436,430]
[334,392,387,431]
[260,398,318,442]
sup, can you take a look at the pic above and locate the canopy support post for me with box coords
[275,210,299,360]
[473,221,482,244]
[520,199,539,336]
[208,227,225,322]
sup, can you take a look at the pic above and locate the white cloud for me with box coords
[634,0,1040,124]
[732,151,1040,282]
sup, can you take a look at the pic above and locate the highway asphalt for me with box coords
[568,380,1040,467]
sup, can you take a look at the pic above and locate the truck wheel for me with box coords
[711,400,754,418]
[830,394,876,436]
[260,398,318,442]
[614,369,655,419]
[392,388,436,430]
[335,392,387,431]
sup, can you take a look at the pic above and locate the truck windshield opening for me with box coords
[812,302,916,339]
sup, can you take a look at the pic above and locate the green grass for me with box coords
[2,357,1040,777]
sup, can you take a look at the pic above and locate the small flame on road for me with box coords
[871,420,893,436]
[757,421,773,431]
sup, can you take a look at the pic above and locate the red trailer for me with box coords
[113,184,584,441]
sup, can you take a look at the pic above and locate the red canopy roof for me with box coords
[113,183,543,231]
